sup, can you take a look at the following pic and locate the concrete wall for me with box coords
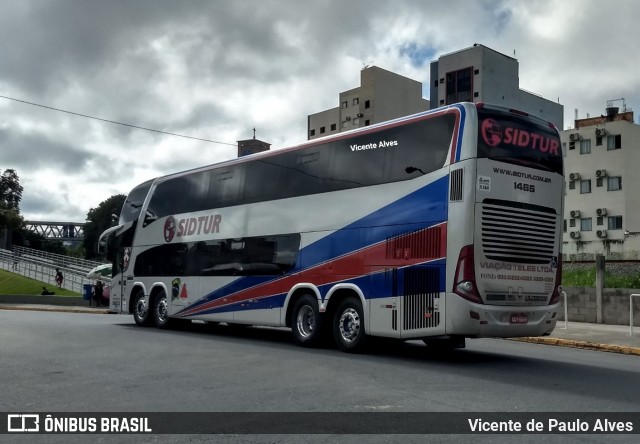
[559,287,640,326]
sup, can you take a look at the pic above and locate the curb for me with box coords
[511,337,640,356]
[0,305,109,315]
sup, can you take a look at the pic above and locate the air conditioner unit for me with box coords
[597,230,608,238]
[570,231,581,239]
[569,133,581,142]
[596,128,608,137]
[569,173,581,181]
[596,169,607,177]
[596,208,607,216]
[356,113,364,118]
[345,116,351,121]
[570,210,581,218]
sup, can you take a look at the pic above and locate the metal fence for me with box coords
[0,248,109,294]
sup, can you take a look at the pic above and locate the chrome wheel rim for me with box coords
[135,297,147,320]
[296,305,315,338]
[155,297,169,324]
[338,308,360,343]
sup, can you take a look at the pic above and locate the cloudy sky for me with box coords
[1,0,639,223]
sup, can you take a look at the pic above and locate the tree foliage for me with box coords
[83,194,126,260]
[0,169,25,233]
[0,169,23,210]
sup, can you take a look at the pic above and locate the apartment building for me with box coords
[307,66,429,140]
[430,44,563,129]
[562,102,640,260]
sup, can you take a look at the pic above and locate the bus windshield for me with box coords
[477,108,562,175]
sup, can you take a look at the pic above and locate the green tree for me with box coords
[1,169,25,248]
[0,169,23,211]
[83,194,126,260]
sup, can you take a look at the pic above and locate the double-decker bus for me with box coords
[100,102,563,352]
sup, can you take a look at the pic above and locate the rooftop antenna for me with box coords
[362,60,374,70]
[253,127,256,139]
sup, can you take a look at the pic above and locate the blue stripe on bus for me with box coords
[179,177,449,314]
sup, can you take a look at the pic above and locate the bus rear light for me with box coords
[453,245,483,304]
[549,255,562,305]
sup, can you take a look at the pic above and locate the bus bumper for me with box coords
[445,293,559,338]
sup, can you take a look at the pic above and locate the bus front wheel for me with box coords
[291,294,322,347]
[333,297,367,353]
[133,290,152,327]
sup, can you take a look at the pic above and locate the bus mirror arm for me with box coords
[405,166,425,175]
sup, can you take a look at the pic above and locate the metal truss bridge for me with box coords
[25,221,85,241]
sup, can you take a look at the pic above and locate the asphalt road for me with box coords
[1,310,639,444]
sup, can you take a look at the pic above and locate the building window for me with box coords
[569,219,576,228]
[596,177,603,187]
[445,67,473,104]
[607,176,622,191]
[365,100,371,109]
[320,126,325,134]
[353,98,359,106]
[569,181,576,190]
[341,101,348,109]
[579,139,591,154]
[596,136,603,146]
[563,220,567,232]
[353,118,359,126]
[341,120,349,129]
[330,123,336,131]
[365,120,370,126]
[597,216,604,226]
[580,179,591,194]
[580,218,592,231]
[309,129,315,137]
[607,134,622,150]
[608,216,623,230]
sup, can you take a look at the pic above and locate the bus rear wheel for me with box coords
[333,297,367,353]
[152,290,173,329]
[133,290,152,326]
[291,294,322,347]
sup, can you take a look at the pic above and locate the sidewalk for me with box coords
[513,321,640,356]
[0,301,638,355]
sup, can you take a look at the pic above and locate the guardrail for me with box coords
[0,249,109,294]
[12,245,103,272]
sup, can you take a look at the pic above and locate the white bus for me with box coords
[100,102,563,351]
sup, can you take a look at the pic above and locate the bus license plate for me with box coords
[510,314,528,324]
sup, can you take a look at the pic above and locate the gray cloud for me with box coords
[1,0,639,222]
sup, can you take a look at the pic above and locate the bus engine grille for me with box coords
[481,199,557,264]
[403,268,440,330]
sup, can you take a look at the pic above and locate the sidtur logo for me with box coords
[163,216,176,243]
[481,118,502,147]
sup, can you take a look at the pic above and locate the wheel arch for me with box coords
[324,284,368,334]
[283,284,321,328]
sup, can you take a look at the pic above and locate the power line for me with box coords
[0,94,237,146]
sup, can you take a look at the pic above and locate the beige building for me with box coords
[562,102,640,260]
[309,44,564,141]
[307,66,429,140]
[430,44,563,129]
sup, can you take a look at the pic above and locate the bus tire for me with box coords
[333,297,367,353]
[152,289,173,329]
[133,290,152,327]
[291,294,322,347]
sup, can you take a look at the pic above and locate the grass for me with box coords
[0,269,80,296]
[562,267,640,289]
